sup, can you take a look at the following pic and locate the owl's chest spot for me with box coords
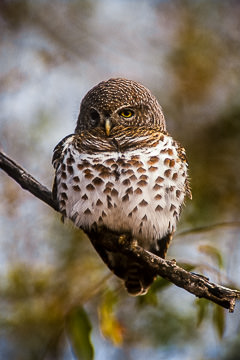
[56,139,187,242]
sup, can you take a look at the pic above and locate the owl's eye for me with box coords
[119,109,134,118]
[89,109,100,126]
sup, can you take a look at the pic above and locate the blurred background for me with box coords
[0,0,240,359]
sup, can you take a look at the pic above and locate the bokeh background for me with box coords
[0,0,240,359]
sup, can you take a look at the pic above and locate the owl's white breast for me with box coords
[55,134,188,250]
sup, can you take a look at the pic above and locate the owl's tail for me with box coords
[125,262,155,296]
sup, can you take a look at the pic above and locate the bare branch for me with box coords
[95,235,239,312]
[0,151,58,211]
[1,150,240,312]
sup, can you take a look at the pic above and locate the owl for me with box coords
[52,78,191,295]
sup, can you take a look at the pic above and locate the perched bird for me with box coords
[52,78,191,295]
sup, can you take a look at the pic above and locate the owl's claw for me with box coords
[118,234,138,249]
[118,234,128,246]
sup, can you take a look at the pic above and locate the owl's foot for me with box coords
[118,234,138,248]
[124,262,154,296]
[118,234,128,246]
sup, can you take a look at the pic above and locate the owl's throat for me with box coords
[109,137,120,152]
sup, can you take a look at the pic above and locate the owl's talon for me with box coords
[118,234,131,246]
[130,238,138,248]
[118,235,138,249]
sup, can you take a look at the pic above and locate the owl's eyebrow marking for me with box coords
[117,104,133,111]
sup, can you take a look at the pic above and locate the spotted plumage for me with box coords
[52,78,191,295]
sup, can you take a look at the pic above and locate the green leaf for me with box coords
[195,298,209,326]
[99,290,123,346]
[67,307,94,360]
[198,244,224,268]
[137,276,176,307]
[151,277,172,291]
[213,304,225,339]
[177,262,197,272]
[137,277,171,306]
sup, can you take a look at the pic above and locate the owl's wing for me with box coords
[151,232,173,259]
[152,140,191,259]
[175,143,192,200]
[52,134,75,169]
[52,134,75,202]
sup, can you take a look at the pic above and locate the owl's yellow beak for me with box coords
[105,118,112,136]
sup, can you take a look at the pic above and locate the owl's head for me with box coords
[75,78,166,135]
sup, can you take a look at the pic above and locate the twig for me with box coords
[176,221,240,238]
[0,150,240,312]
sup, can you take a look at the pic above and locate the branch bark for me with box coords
[0,150,239,312]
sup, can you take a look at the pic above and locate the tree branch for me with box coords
[0,151,58,211]
[0,150,239,312]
